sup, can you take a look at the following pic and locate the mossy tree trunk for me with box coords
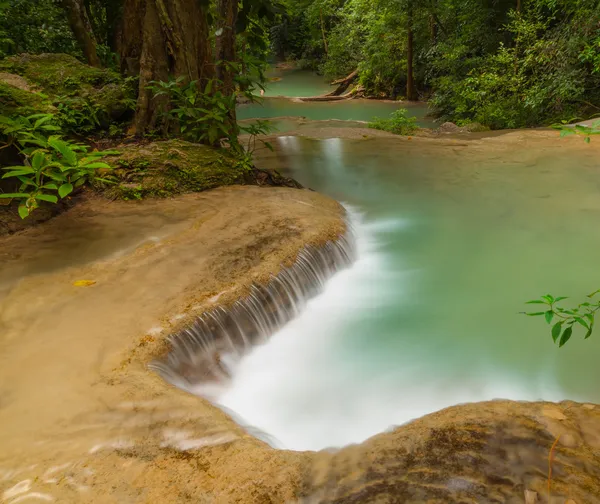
[62,0,101,67]
[120,0,213,135]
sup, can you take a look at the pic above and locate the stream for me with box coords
[217,68,600,451]
[236,67,435,131]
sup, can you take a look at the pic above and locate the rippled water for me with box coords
[219,135,600,450]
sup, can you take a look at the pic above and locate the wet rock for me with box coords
[439,121,462,133]
[524,489,538,503]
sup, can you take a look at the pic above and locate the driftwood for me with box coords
[298,70,360,102]
[331,68,358,86]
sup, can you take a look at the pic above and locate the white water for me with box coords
[217,209,567,451]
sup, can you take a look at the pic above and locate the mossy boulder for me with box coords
[0,53,120,96]
[0,80,54,116]
[0,54,135,128]
[98,140,252,199]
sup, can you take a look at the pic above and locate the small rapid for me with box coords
[215,209,567,451]
[149,220,356,399]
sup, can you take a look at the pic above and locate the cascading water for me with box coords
[149,221,356,399]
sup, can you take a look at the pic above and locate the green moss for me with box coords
[96,140,249,199]
[0,54,136,130]
[0,81,54,116]
[0,53,119,96]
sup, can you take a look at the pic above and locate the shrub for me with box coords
[368,108,417,135]
[0,113,115,218]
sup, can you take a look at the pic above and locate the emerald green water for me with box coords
[263,67,332,97]
[221,134,600,450]
[236,67,434,129]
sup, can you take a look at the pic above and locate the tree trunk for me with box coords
[406,2,418,101]
[429,14,437,43]
[120,0,213,135]
[62,0,101,67]
[215,0,238,125]
[320,9,329,56]
[215,0,238,97]
[106,0,123,52]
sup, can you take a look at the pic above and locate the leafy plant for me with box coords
[552,119,600,144]
[0,113,61,150]
[55,96,102,134]
[0,113,115,218]
[368,108,418,135]
[149,78,237,146]
[149,77,273,164]
[524,293,600,347]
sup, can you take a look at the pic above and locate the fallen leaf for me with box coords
[73,280,96,287]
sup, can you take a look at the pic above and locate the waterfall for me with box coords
[149,221,356,397]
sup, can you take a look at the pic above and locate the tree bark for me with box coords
[215,0,238,97]
[105,0,123,52]
[406,2,418,101]
[215,0,238,125]
[62,0,101,67]
[120,0,214,135]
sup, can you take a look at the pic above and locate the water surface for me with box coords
[237,66,434,129]
[219,135,600,450]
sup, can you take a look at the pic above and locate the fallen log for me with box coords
[331,68,358,86]
[298,84,364,102]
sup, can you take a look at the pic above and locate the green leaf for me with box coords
[18,204,29,219]
[526,312,546,316]
[0,192,30,198]
[542,295,555,303]
[41,183,58,190]
[554,296,568,302]
[574,317,589,329]
[48,137,78,166]
[45,172,67,182]
[2,169,36,178]
[585,327,593,339]
[525,300,546,304]
[551,322,563,343]
[31,151,47,171]
[545,311,554,324]
[587,289,600,298]
[79,162,111,170]
[34,115,52,129]
[559,326,573,347]
[58,183,73,198]
[35,194,58,203]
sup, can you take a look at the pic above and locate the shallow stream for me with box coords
[236,67,434,130]
[218,134,600,450]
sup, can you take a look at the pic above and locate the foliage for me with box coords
[149,78,238,147]
[552,119,600,144]
[0,0,79,57]
[276,0,600,127]
[524,292,600,347]
[368,108,417,135]
[149,77,273,163]
[0,113,114,218]
[0,1,13,58]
